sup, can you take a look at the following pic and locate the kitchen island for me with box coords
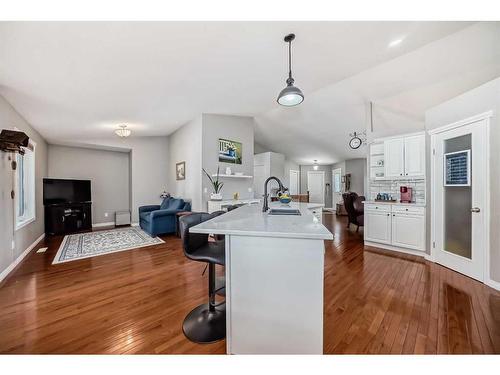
[190,202,333,354]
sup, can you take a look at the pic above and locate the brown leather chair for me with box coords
[342,192,365,232]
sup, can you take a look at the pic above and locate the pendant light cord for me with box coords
[288,40,292,80]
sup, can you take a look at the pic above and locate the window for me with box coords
[15,141,36,230]
[333,168,342,193]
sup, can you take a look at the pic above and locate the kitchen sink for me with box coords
[267,208,301,216]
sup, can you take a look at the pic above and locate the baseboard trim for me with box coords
[0,233,45,284]
[364,241,426,258]
[92,221,115,228]
[486,278,500,291]
[131,222,139,227]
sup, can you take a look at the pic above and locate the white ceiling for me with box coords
[0,21,498,164]
[256,22,500,164]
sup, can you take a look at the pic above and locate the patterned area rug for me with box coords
[53,227,164,264]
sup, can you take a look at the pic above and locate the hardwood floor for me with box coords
[0,215,499,354]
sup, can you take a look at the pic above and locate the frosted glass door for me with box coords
[433,119,487,282]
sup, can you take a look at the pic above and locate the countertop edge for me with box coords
[362,200,426,207]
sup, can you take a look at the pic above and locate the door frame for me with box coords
[429,111,491,283]
[307,170,325,204]
[289,169,300,195]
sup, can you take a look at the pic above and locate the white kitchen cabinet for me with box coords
[384,138,405,178]
[364,203,426,254]
[391,212,425,251]
[253,152,285,199]
[404,135,425,177]
[365,210,392,245]
[383,133,425,179]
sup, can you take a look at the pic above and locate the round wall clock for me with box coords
[349,133,362,149]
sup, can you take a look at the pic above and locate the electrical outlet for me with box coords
[204,187,208,193]
[11,240,15,250]
[104,212,108,218]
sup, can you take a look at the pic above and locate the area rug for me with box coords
[52,227,164,264]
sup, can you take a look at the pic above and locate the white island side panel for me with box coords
[226,235,324,354]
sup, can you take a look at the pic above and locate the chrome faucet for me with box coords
[262,176,286,212]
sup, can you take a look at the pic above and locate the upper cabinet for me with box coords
[383,133,425,179]
[403,135,425,177]
[384,138,405,178]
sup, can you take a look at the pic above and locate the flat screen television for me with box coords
[43,178,91,205]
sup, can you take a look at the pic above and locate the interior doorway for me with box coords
[431,113,490,282]
[307,171,325,204]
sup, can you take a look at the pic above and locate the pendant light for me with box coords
[313,160,319,170]
[277,33,304,107]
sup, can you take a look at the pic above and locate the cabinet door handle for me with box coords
[387,213,390,216]
[471,207,481,213]
[62,216,65,222]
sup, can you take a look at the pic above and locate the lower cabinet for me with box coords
[364,203,426,252]
[365,210,392,244]
[391,213,425,251]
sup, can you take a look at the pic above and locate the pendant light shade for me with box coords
[277,33,304,107]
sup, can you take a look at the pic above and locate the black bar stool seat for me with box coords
[186,241,225,265]
[179,211,226,344]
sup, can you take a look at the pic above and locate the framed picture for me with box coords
[176,161,185,180]
[218,138,242,164]
[444,149,470,186]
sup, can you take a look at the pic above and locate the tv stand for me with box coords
[44,202,92,235]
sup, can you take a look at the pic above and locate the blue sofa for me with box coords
[139,197,191,237]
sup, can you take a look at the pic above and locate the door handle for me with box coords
[471,207,481,213]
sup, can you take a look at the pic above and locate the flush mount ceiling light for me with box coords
[388,37,405,48]
[115,124,131,138]
[313,160,319,170]
[277,33,304,107]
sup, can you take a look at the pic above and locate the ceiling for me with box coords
[0,21,498,164]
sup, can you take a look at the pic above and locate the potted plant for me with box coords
[203,166,224,201]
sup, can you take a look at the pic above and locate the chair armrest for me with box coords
[151,209,182,219]
[139,205,160,214]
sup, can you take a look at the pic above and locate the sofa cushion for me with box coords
[165,198,184,210]
[160,197,172,210]
[140,211,151,223]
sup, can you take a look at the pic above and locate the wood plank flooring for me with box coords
[0,214,499,354]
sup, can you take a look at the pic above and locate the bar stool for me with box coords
[179,211,226,343]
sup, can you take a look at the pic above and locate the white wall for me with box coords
[0,95,47,279]
[168,116,203,211]
[201,114,255,209]
[48,145,130,224]
[425,77,500,283]
[345,158,367,196]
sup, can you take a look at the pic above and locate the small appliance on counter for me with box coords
[375,193,396,202]
[400,186,413,203]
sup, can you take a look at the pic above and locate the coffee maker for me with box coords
[400,186,413,203]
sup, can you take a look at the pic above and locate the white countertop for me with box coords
[190,202,333,240]
[362,200,426,207]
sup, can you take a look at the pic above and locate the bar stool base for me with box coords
[182,303,226,343]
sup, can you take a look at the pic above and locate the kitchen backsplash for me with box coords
[368,179,426,204]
